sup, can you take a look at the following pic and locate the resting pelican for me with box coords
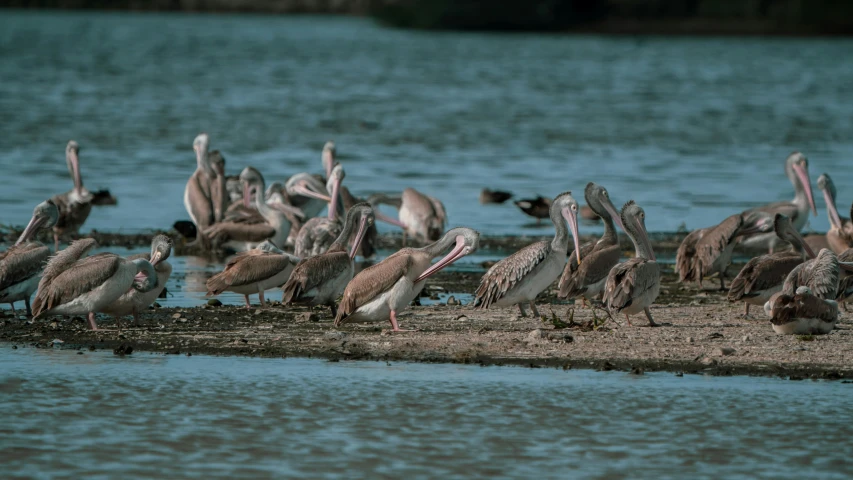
[399,188,447,245]
[32,239,157,330]
[294,163,345,258]
[206,241,300,308]
[474,192,581,318]
[558,183,624,306]
[0,200,59,315]
[335,227,480,332]
[282,204,374,316]
[100,235,173,323]
[603,201,660,326]
[51,140,94,250]
[817,173,853,254]
[285,172,333,219]
[184,133,224,247]
[740,152,816,253]
[766,286,839,335]
[727,214,816,316]
[204,167,291,251]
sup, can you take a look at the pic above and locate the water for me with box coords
[1,11,853,237]
[0,347,850,478]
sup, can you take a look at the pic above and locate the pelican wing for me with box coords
[727,252,802,301]
[204,221,276,244]
[695,214,742,276]
[675,227,707,282]
[474,241,550,309]
[783,250,839,300]
[185,171,215,230]
[33,254,122,317]
[282,251,351,304]
[0,243,51,291]
[560,243,621,299]
[745,201,803,226]
[604,258,659,312]
[557,241,597,296]
[336,251,413,323]
[38,238,98,295]
[770,293,838,326]
[206,251,295,295]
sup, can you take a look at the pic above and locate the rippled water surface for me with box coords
[1,347,851,478]
[1,11,853,236]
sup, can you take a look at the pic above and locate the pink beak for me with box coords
[561,207,582,265]
[823,188,843,230]
[293,184,332,203]
[242,183,252,208]
[793,163,817,216]
[376,210,407,229]
[415,236,468,283]
[349,215,369,260]
[16,215,46,246]
[601,198,625,232]
[328,177,341,220]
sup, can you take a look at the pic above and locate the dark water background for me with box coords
[2,347,852,479]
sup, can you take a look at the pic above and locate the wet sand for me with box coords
[2,262,851,380]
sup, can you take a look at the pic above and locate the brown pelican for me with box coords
[32,238,157,330]
[514,195,551,225]
[0,200,59,315]
[206,241,300,308]
[294,163,345,258]
[558,183,624,306]
[675,212,773,290]
[816,173,853,254]
[204,167,292,251]
[184,133,224,247]
[776,248,853,301]
[335,227,480,332]
[766,286,839,335]
[51,141,93,250]
[282,204,374,315]
[100,235,173,323]
[209,150,230,222]
[603,201,660,326]
[474,192,581,318]
[727,214,816,316]
[397,188,447,245]
[285,172,333,219]
[480,188,513,204]
[740,152,816,253]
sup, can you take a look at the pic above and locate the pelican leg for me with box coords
[258,290,266,307]
[24,298,32,317]
[743,303,750,317]
[87,312,99,330]
[582,298,588,308]
[9,303,16,315]
[244,295,252,309]
[719,274,726,291]
[844,302,849,313]
[529,301,541,318]
[329,303,337,317]
[402,232,408,247]
[388,310,414,332]
[625,314,632,326]
[643,307,658,327]
[132,308,140,325]
[54,233,60,252]
[698,277,703,289]
[517,303,528,318]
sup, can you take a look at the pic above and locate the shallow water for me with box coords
[2,11,853,237]
[1,347,851,478]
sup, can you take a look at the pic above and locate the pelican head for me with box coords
[738,211,775,237]
[343,203,375,260]
[322,141,336,178]
[785,152,817,216]
[148,234,173,267]
[773,213,815,258]
[817,173,843,230]
[553,191,582,264]
[193,133,210,170]
[131,259,159,293]
[239,166,265,207]
[209,150,225,177]
[286,173,332,203]
[415,227,480,283]
[620,200,655,261]
[795,285,813,296]
[256,240,284,254]
[585,182,624,231]
[17,199,60,246]
[327,163,346,219]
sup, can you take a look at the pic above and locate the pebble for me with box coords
[171,313,181,319]
[742,335,751,342]
[446,296,460,306]
[717,347,736,356]
[687,336,694,343]
[300,312,319,322]
[526,329,547,342]
[207,299,223,307]
[455,315,468,322]
[324,331,346,341]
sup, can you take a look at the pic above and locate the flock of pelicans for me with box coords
[1,138,852,336]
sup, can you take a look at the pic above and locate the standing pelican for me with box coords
[294,163,345,258]
[209,150,229,222]
[204,167,292,251]
[100,235,173,323]
[0,200,59,315]
[32,239,157,330]
[399,188,447,245]
[727,214,816,316]
[51,140,93,250]
[474,192,581,318]
[558,183,624,306]
[765,286,839,335]
[740,152,816,253]
[206,241,300,308]
[335,227,480,332]
[603,201,660,326]
[282,204,375,316]
[184,133,223,247]
[816,173,853,254]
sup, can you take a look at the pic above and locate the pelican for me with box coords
[335,227,480,332]
[51,140,94,250]
[0,200,59,315]
[740,152,816,253]
[474,192,581,318]
[480,188,513,204]
[284,172,333,219]
[100,235,173,323]
[184,133,224,248]
[835,248,853,310]
[816,173,853,254]
[399,188,447,245]
[514,195,551,225]
[282,204,374,316]
[209,150,229,222]
[204,167,291,251]
[603,201,660,326]
[294,163,345,258]
[765,286,839,335]
[777,248,853,300]
[675,212,773,290]
[206,241,300,308]
[32,239,157,330]
[558,183,624,306]
[727,214,816,316]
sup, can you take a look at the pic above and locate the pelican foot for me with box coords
[643,307,658,327]
[388,310,415,332]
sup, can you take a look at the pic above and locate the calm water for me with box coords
[1,347,851,478]
[1,11,853,236]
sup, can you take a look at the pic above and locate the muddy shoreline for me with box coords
[3,268,851,380]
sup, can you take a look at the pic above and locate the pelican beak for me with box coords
[349,215,370,260]
[561,207,582,265]
[415,236,468,283]
[601,196,625,232]
[323,150,335,179]
[786,223,815,259]
[150,251,162,267]
[375,210,407,229]
[293,183,332,203]
[793,162,817,216]
[823,188,843,230]
[17,214,47,246]
[68,149,82,193]
[635,215,656,262]
[328,176,342,220]
[242,183,252,208]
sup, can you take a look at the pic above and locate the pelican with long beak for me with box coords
[816,173,853,254]
[51,140,94,250]
[0,200,60,315]
[282,204,375,316]
[206,241,300,308]
[100,235,173,323]
[603,201,661,326]
[335,227,480,332]
[294,163,346,258]
[474,191,581,318]
[183,133,224,248]
[766,286,839,335]
[740,152,817,253]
